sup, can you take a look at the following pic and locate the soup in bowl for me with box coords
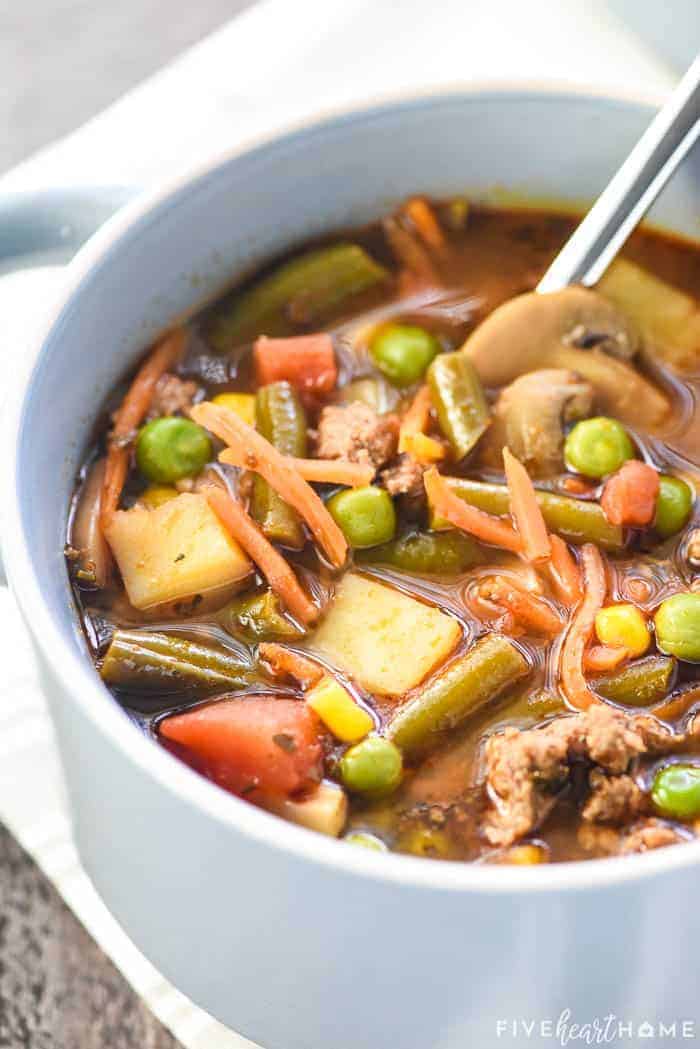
[5,88,700,1048]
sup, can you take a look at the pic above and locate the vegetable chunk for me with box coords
[104,492,251,610]
[306,573,461,696]
[160,697,322,797]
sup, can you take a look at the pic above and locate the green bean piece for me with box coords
[594,655,676,707]
[338,377,397,414]
[218,590,305,643]
[100,630,252,693]
[387,635,530,759]
[252,382,307,549]
[206,243,389,350]
[357,530,484,574]
[429,478,625,551]
[428,351,490,460]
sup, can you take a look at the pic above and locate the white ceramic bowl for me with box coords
[3,86,700,1048]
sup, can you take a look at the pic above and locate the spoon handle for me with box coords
[537,54,700,294]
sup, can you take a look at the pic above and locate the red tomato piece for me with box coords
[160,697,322,798]
[601,460,660,527]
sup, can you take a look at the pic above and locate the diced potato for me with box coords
[105,492,252,610]
[306,572,461,697]
[261,781,348,837]
[598,258,700,371]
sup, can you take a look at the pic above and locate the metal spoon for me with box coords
[538,53,700,293]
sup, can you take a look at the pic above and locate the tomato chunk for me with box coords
[601,460,660,527]
[160,697,323,798]
[253,333,337,395]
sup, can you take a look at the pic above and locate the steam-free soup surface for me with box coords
[67,198,700,865]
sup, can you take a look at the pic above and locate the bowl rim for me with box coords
[6,77,700,896]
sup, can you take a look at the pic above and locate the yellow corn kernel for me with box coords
[503,844,547,865]
[595,603,650,658]
[398,826,451,858]
[400,431,446,463]
[139,484,179,509]
[306,676,373,743]
[211,392,256,426]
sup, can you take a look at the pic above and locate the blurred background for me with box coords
[0,0,254,173]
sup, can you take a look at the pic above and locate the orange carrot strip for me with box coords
[479,578,563,636]
[584,645,628,674]
[547,535,583,606]
[560,543,608,710]
[424,468,522,553]
[600,460,660,527]
[192,402,348,568]
[404,197,446,253]
[503,447,551,563]
[399,384,432,452]
[258,643,324,689]
[204,486,319,626]
[219,448,373,488]
[383,217,439,284]
[101,328,186,527]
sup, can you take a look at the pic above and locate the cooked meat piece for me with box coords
[577,822,621,856]
[581,770,645,824]
[381,454,426,498]
[619,818,688,854]
[315,402,398,468]
[480,369,593,476]
[147,373,200,419]
[482,704,677,847]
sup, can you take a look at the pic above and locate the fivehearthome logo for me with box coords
[495,1010,697,1044]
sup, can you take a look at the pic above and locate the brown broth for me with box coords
[67,202,700,864]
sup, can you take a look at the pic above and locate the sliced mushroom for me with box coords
[462,286,670,429]
[480,369,594,476]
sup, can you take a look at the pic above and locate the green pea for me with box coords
[655,475,693,538]
[652,763,700,820]
[654,592,700,662]
[564,416,634,478]
[327,485,396,549]
[370,323,440,387]
[343,832,388,851]
[136,417,212,484]
[339,736,403,797]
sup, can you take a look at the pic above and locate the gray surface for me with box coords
[0,821,182,1048]
[0,0,256,174]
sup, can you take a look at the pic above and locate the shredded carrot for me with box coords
[559,475,596,497]
[404,197,446,253]
[219,448,373,488]
[399,384,432,452]
[204,485,319,626]
[101,328,186,528]
[479,578,563,635]
[560,543,608,710]
[584,645,628,673]
[424,468,523,553]
[600,460,660,527]
[191,402,348,568]
[652,686,700,723]
[258,643,324,689]
[503,448,551,563]
[547,535,583,606]
[383,217,439,284]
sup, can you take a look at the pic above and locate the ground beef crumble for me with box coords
[380,453,426,498]
[482,705,677,847]
[315,402,398,469]
[146,373,200,420]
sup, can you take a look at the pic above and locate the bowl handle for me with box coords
[0,185,139,588]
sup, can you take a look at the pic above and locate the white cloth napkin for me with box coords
[0,2,680,1046]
